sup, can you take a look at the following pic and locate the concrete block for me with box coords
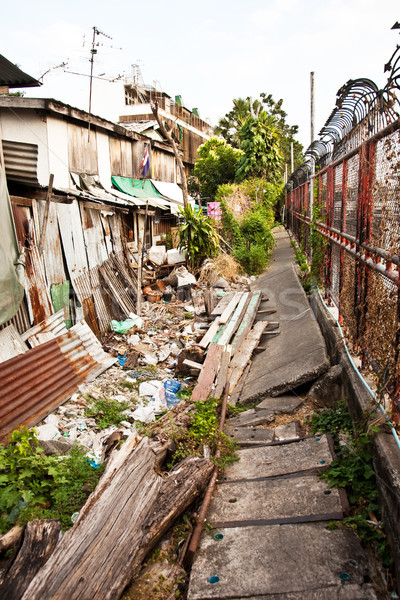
[187,523,373,599]
[223,435,333,481]
[207,475,343,525]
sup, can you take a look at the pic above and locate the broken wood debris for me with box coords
[19,437,213,600]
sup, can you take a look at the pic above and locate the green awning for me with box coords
[111,176,170,209]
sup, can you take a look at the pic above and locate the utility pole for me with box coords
[310,71,315,145]
[290,141,294,174]
[310,71,316,259]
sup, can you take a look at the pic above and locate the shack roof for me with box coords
[0,55,41,89]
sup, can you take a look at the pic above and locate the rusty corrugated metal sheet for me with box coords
[0,326,114,443]
[12,204,53,324]
[0,338,83,443]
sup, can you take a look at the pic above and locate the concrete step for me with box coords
[187,523,377,599]
[222,435,333,481]
[207,475,344,527]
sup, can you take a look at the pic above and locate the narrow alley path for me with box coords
[187,229,378,599]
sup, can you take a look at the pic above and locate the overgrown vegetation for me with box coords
[177,203,220,270]
[85,396,132,430]
[185,93,303,277]
[0,427,105,533]
[310,403,392,568]
[168,398,239,470]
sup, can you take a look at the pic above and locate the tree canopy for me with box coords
[215,93,303,173]
[193,137,243,201]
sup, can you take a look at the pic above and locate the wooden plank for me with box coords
[217,292,250,347]
[1,519,61,600]
[199,316,221,349]
[211,293,233,316]
[183,359,203,371]
[229,363,251,406]
[21,437,213,600]
[38,174,54,255]
[228,320,268,393]
[191,344,224,402]
[231,290,262,354]
[219,292,243,324]
[214,346,232,398]
[258,308,277,315]
[203,288,217,316]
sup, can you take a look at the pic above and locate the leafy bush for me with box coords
[234,243,268,275]
[178,203,220,270]
[0,428,105,533]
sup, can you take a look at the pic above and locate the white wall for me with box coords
[0,109,50,186]
[47,116,70,188]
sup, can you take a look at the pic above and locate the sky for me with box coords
[1,0,400,151]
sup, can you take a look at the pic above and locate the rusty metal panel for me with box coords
[0,325,116,442]
[0,325,28,363]
[70,321,116,379]
[12,204,54,324]
[0,338,83,443]
[34,199,66,286]
[0,301,31,335]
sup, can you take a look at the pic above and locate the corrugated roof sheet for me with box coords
[21,310,68,347]
[0,55,41,88]
[0,327,116,443]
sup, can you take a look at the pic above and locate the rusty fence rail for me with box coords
[286,118,400,416]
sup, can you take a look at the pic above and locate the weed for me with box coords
[0,427,104,533]
[309,401,353,439]
[310,404,393,568]
[84,397,131,430]
[168,398,239,469]
[119,379,138,392]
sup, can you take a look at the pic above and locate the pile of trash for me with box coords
[30,261,253,463]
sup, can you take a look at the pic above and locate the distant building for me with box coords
[118,68,211,175]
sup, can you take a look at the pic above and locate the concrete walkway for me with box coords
[241,228,330,403]
[187,229,378,599]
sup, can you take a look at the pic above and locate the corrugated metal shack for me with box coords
[0,96,186,336]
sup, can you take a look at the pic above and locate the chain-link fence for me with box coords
[286,60,400,417]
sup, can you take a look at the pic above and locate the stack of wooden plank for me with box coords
[191,291,275,403]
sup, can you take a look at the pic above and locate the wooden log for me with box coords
[219,292,243,324]
[217,292,250,347]
[21,437,213,600]
[230,291,261,354]
[0,525,24,553]
[1,519,61,600]
[191,344,224,402]
[228,321,268,393]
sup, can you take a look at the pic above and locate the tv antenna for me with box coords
[88,26,121,139]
